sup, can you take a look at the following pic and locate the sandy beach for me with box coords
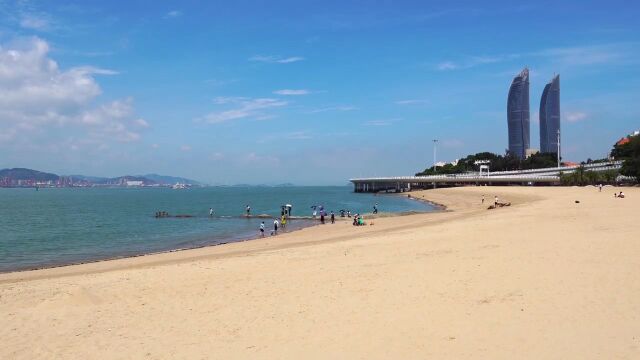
[1,186,639,359]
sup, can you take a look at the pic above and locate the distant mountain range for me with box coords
[0,168,205,187]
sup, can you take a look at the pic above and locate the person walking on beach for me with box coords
[320,212,325,224]
[599,184,603,192]
[273,219,279,235]
[330,211,335,224]
[259,221,265,237]
[494,196,499,207]
[373,203,378,214]
[246,205,251,217]
[482,195,485,204]
[281,214,287,229]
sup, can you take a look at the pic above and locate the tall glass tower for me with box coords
[539,74,560,154]
[507,68,530,159]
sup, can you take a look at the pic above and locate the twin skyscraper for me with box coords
[506,68,560,159]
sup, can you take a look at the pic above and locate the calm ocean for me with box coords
[0,186,435,272]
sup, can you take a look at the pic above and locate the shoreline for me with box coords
[0,194,439,280]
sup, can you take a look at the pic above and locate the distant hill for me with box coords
[0,168,205,187]
[140,174,205,186]
[0,168,58,181]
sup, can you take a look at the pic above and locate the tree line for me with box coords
[416,133,639,185]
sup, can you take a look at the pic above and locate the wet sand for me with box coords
[1,186,639,359]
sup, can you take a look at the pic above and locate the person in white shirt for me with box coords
[273,219,279,234]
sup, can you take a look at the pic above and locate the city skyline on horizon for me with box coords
[0,0,639,185]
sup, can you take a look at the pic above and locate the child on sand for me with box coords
[259,221,265,237]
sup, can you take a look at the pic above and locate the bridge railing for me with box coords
[349,161,622,183]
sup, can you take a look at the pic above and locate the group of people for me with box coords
[614,191,626,198]
[260,214,289,237]
[154,211,169,218]
[480,194,500,205]
[352,214,365,226]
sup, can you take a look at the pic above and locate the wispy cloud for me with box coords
[198,97,288,124]
[258,131,313,143]
[180,145,192,152]
[308,105,357,113]
[395,99,430,105]
[565,111,588,123]
[165,10,182,18]
[204,78,238,87]
[436,43,638,71]
[364,118,400,126]
[436,61,458,71]
[436,55,519,71]
[533,44,627,66]
[273,89,310,95]
[249,55,305,64]
[210,152,224,160]
[19,14,51,31]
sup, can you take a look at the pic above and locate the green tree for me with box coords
[611,135,640,181]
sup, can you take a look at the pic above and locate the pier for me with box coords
[350,161,622,192]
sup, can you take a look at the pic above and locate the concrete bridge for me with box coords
[350,161,622,192]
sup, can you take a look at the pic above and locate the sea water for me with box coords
[0,186,435,272]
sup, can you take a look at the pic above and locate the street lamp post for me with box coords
[557,129,561,167]
[432,139,439,172]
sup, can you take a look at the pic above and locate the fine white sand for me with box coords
[1,186,639,359]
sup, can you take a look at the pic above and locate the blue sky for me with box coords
[0,0,638,184]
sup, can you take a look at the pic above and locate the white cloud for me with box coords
[308,105,357,113]
[19,14,51,31]
[258,131,313,143]
[365,118,399,126]
[199,97,287,124]
[165,10,182,18]
[135,118,150,128]
[180,145,192,152]
[534,44,625,66]
[436,43,635,72]
[273,89,310,95]
[244,152,280,165]
[437,61,458,71]
[565,111,588,123]
[249,55,305,64]
[395,99,430,105]
[436,55,518,71]
[210,152,224,160]
[0,37,146,149]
